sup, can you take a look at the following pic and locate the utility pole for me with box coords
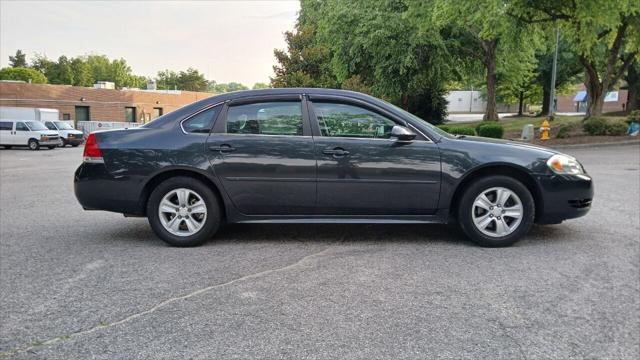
[548,23,560,120]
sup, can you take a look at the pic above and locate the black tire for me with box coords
[28,139,39,151]
[59,139,67,147]
[71,144,79,147]
[457,175,535,247]
[147,176,221,247]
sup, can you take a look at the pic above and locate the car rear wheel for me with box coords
[147,176,221,247]
[28,139,39,150]
[457,175,534,247]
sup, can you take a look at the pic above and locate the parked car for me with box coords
[43,120,84,147]
[0,119,60,150]
[74,89,593,247]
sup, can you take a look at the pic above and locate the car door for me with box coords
[0,121,13,145]
[14,122,31,145]
[206,96,316,215]
[308,97,441,215]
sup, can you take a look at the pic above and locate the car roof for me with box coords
[201,88,377,104]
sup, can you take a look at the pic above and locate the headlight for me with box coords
[547,154,584,175]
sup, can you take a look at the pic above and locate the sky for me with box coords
[0,0,300,86]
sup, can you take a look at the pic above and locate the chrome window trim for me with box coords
[180,101,226,135]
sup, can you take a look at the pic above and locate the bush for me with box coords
[476,123,504,138]
[0,67,47,84]
[475,121,499,133]
[606,121,628,136]
[448,126,476,136]
[438,125,450,132]
[627,110,640,124]
[556,125,572,139]
[583,117,608,135]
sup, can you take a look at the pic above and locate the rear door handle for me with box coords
[209,144,236,152]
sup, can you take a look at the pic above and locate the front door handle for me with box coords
[209,144,236,152]
[322,148,350,157]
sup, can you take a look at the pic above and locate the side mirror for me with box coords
[390,125,416,143]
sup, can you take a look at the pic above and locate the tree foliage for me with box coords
[508,0,640,117]
[9,50,27,68]
[0,67,47,83]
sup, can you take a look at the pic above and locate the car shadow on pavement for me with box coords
[99,219,573,248]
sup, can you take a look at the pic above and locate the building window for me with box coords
[62,113,71,120]
[75,106,90,122]
[153,107,163,119]
[125,107,136,122]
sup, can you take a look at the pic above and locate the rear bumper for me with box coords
[74,163,144,215]
[536,173,594,224]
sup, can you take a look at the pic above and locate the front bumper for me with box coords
[64,137,84,145]
[536,173,593,224]
[39,139,60,146]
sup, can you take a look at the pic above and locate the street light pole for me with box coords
[548,23,560,120]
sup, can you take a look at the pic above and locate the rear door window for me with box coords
[226,102,303,136]
[0,122,12,131]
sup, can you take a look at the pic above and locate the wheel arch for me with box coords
[139,167,227,220]
[448,164,544,221]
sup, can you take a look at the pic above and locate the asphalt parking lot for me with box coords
[0,143,639,359]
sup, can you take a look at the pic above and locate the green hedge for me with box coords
[607,122,628,136]
[476,122,504,138]
[555,124,572,139]
[583,117,628,136]
[438,125,476,136]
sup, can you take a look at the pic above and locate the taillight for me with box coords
[83,133,104,163]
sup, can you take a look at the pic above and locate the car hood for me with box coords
[40,130,59,136]
[65,130,83,135]
[455,136,560,155]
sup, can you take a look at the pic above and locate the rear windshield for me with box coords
[25,121,48,131]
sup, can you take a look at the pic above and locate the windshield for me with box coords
[25,121,48,131]
[54,121,74,130]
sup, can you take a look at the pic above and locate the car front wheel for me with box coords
[147,176,221,247]
[457,175,535,247]
[28,139,39,150]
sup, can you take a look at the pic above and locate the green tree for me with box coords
[508,0,640,117]
[9,50,27,68]
[626,59,639,112]
[252,82,270,89]
[30,54,55,78]
[271,0,338,88]
[177,68,208,92]
[70,57,92,86]
[427,0,543,121]
[319,1,449,109]
[0,67,47,83]
[48,56,75,85]
[157,69,180,90]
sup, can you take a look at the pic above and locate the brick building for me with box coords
[0,82,216,124]
[556,84,628,113]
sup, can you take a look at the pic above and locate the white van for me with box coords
[43,120,84,147]
[0,120,60,150]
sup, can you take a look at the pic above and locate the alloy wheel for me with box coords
[158,188,208,236]
[471,187,523,237]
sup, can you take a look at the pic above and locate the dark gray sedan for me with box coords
[75,88,593,247]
